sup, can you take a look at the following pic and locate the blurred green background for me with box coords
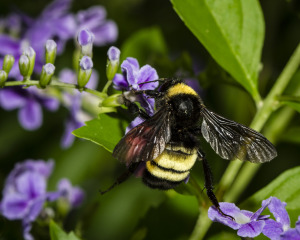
[0,0,299,239]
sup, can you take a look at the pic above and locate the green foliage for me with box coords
[49,221,80,240]
[244,166,300,223]
[120,27,168,66]
[281,101,300,113]
[72,114,127,153]
[171,0,264,100]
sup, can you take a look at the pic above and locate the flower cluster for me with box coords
[208,197,300,239]
[0,159,84,240]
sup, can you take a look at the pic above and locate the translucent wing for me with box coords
[113,108,171,166]
[200,107,277,163]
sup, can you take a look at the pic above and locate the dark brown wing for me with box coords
[113,108,171,166]
[200,107,277,163]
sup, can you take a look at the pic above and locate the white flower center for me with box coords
[234,212,251,224]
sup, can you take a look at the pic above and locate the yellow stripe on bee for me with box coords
[146,161,190,182]
[167,83,198,97]
[154,151,197,172]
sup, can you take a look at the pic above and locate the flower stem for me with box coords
[189,208,211,240]
[102,80,112,93]
[3,79,107,99]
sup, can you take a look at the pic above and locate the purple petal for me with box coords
[41,96,59,111]
[0,35,21,56]
[1,194,29,220]
[51,15,76,40]
[113,73,129,90]
[262,219,283,240]
[0,88,26,110]
[26,197,45,222]
[296,216,300,233]
[126,116,145,133]
[61,117,83,149]
[251,197,272,221]
[59,68,76,84]
[15,172,46,198]
[18,98,42,130]
[22,221,34,240]
[42,0,72,18]
[237,220,265,238]
[77,29,94,46]
[77,6,107,28]
[107,46,120,61]
[23,159,54,178]
[92,20,118,46]
[139,95,155,115]
[80,56,93,70]
[281,229,300,240]
[121,58,139,87]
[208,202,242,230]
[57,179,84,207]
[268,197,290,229]
[138,65,159,90]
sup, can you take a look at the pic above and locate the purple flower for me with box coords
[0,87,59,130]
[59,68,98,148]
[208,198,271,238]
[112,57,159,131]
[57,179,84,208]
[77,6,118,46]
[80,56,93,70]
[0,159,54,240]
[281,217,300,240]
[108,46,120,62]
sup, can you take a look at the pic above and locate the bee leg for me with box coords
[198,150,235,221]
[99,163,140,195]
[132,89,163,99]
[122,94,151,120]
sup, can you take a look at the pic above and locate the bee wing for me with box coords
[200,107,277,163]
[113,108,171,166]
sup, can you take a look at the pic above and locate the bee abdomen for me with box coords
[142,147,197,190]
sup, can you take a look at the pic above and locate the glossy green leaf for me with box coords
[72,114,127,153]
[243,166,300,223]
[171,0,264,100]
[282,101,300,113]
[49,221,80,240]
[121,27,168,66]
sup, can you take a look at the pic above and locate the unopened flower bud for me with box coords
[40,63,55,88]
[77,29,94,56]
[0,70,8,87]
[2,54,15,74]
[23,47,36,77]
[19,54,30,77]
[78,56,93,89]
[106,46,120,81]
[45,40,57,64]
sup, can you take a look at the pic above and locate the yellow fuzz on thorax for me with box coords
[167,83,198,98]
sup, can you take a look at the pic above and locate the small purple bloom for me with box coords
[108,46,120,62]
[77,6,118,46]
[113,57,159,131]
[43,63,55,75]
[45,39,57,53]
[0,159,54,240]
[80,56,93,70]
[208,198,271,238]
[77,29,94,46]
[57,179,84,208]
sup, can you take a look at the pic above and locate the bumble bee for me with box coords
[102,78,277,216]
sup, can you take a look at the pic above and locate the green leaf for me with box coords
[121,27,168,66]
[243,166,300,223]
[171,0,264,101]
[72,114,127,153]
[280,126,300,144]
[49,221,80,240]
[281,101,300,113]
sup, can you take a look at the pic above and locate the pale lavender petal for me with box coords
[126,116,144,133]
[42,97,59,111]
[26,197,45,222]
[23,159,54,178]
[92,20,118,46]
[138,65,159,90]
[52,15,76,40]
[77,6,107,29]
[0,88,26,110]
[125,57,139,70]
[1,194,29,220]
[237,220,265,238]
[77,29,94,46]
[108,46,120,61]
[113,73,128,90]
[61,118,83,149]
[15,172,46,198]
[85,70,99,89]
[42,0,72,18]
[268,197,290,229]
[208,202,242,230]
[59,68,76,84]
[281,229,300,240]
[46,191,62,202]
[58,179,84,207]
[80,56,93,70]
[18,98,42,130]
[262,219,283,240]
[23,221,34,240]
[121,58,139,87]
[251,197,272,221]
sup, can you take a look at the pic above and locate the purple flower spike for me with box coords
[77,29,94,46]
[80,56,93,70]
[108,46,120,62]
[208,199,271,238]
[57,179,84,208]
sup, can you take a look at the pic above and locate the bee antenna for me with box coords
[138,78,167,86]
